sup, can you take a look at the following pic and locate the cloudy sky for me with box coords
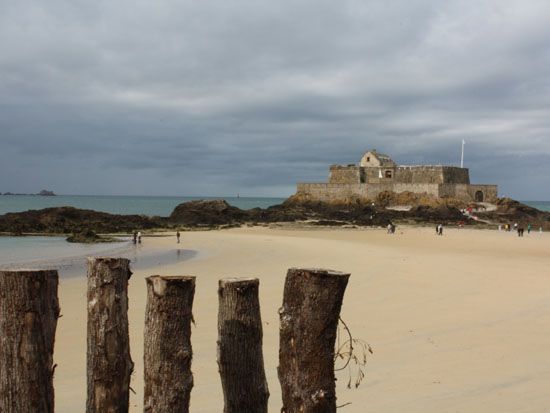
[1,0,549,199]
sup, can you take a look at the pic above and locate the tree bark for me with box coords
[217,278,269,413]
[278,268,351,413]
[86,257,133,413]
[0,269,59,413]
[143,275,195,413]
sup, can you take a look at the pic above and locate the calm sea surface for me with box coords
[0,235,197,275]
[522,201,550,212]
[0,195,286,216]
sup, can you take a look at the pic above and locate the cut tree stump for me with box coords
[217,278,269,413]
[0,269,59,413]
[278,268,350,413]
[86,257,133,413]
[144,275,196,413]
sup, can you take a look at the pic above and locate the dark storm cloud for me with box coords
[1,0,549,198]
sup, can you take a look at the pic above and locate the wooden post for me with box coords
[86,257,133,413]
[278,268,350,413]
[143,275,196,413]
[0,269,59,413]
[217,278,269,413]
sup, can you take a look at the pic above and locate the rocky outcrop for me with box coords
[66,229,116,243]
[169,199,249,227]
[475,198,550,229]
[0,206,159,234]
[2,198,547,238]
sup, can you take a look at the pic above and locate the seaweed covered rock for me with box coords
[66,229,115,243]
[407,205,464,222]
[169,199,249,227]
[0,207,157,234]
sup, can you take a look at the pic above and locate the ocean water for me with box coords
[0,235,198,276]
[523,201,550,212]
[0,235,128,267]
[0,195,286,216]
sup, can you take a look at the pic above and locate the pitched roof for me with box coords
[366,150,395,165]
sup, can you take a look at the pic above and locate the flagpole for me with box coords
[460,139,465,168]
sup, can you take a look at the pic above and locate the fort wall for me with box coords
[296,183,368,202]
[328,166,362,184]
[296,182,498,203]
[394,166,469,184]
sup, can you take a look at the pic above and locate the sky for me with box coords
[1,0,549,199]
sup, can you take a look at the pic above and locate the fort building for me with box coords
[295,150,498,203]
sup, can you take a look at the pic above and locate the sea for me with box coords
[0,195,284,271]
[0,195,548,270]
[0,195,285,216]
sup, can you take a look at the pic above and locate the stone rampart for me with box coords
[296,183,369,202]
[328,165,361,184]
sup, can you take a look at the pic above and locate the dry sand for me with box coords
[54,225,550,412]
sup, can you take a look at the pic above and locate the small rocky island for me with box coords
[2,189,56,196]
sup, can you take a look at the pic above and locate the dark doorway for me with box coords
[475,190,484,202]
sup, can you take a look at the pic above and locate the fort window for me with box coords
[475,190,484,202]
[385,170,392,178]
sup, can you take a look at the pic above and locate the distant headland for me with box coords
[1,189,56,196]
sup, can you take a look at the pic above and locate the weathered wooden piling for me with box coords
[0,269,59,413]
[86,257,133,413]
[278,268,350,413]
[217,278,269,413]
[143,275,196,413]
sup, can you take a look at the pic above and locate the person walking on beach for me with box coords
[176,230,181,243]
[132,231,137,245]
[137,231,142,244]
[527,223,532,234]
[437,224,443,236]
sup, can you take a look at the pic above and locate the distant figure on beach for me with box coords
[137,231,142,244]
[540,227,543,233]
[517,227,524,237]
[498,224,502,231]
[527,223,532,234]
[176,230,181,243]
[387,223,392,234]
[514,222,518,232]
[132,231,137,244]
[437,224,443,236]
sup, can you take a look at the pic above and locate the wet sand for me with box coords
[53,226,550,412]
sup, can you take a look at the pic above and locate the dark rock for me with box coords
[476,198,550,229]
[0,206,159,234]
[66,229,115,243]
[169,199,248,227]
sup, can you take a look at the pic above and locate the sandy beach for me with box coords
[53,225,550,412]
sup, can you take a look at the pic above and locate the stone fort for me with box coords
[296,150,498,203]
